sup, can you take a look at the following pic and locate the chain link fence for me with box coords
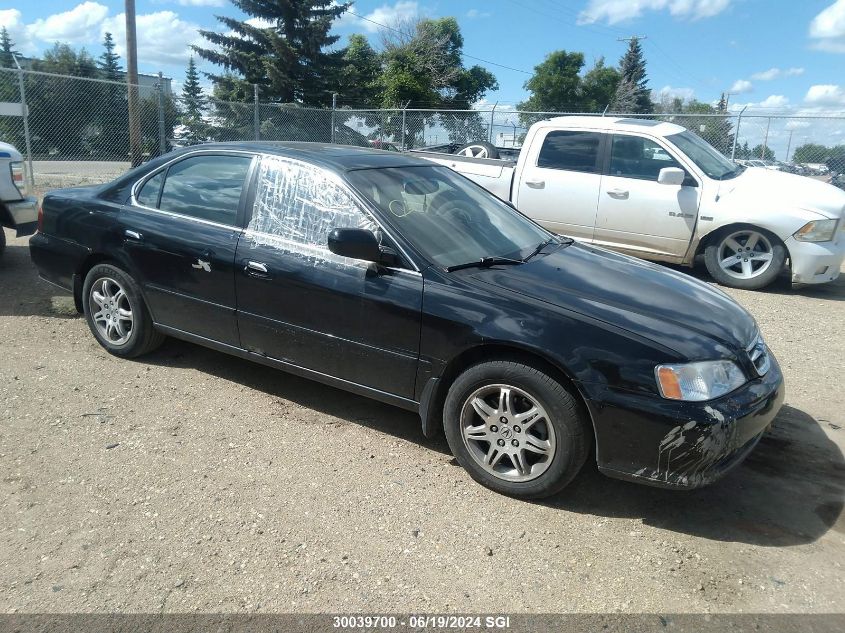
[2,67,845,196]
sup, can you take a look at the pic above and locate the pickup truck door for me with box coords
[592,134,701,261]
[512,129,605,242]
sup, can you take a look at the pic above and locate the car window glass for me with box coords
[610,135,683,181]
[245,155,378,267]
[136,170,164,208]
[537,130,602,173]
[158,155,252,225]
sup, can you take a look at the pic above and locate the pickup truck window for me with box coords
[156,155,252,225]
[666,131,741,180]
[347,165,549,269]
[609,135,683,181]
[537,131,602,173]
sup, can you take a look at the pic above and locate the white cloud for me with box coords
[804,84,845,106]
[758,94,789,108]
[750,67,804,81]
[810,0,845,52]
[102,11,204,68]
[730,79,753,94]
[785,120,811,130]
[578,0,731,25]
[27,2,109,45]
[0,9,37,55]
[466,9,491,19]
[655,85,695,101]
[176,0,224,6]
[343,1,419,32]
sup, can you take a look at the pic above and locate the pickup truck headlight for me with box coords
[655,360,746,401]
[10,161,27,197]
[794,219,838,242]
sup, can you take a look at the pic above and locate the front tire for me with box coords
[82,263,164,358]
[704,227,787,290]
[443,360,590,499]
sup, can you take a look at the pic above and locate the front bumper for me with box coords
[580,353,784,489]
[3,197,38,236]
[786,232,845,285]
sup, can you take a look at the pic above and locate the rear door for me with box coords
[121,151,255,345]
[512,129,605,241]
[592,134,701,261]
[234,155,423,399]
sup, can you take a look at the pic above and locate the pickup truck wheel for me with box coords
[82,263,164,358]
[443,360,589,499]
[454,141,499,159]
[704,228,786,290]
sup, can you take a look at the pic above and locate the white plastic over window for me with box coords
[245,155,376,265]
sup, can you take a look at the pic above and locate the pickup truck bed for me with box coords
[409,150,516,201]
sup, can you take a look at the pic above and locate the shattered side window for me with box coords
[246,155,376,265]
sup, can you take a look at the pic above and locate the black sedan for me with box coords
[29,143,784,498]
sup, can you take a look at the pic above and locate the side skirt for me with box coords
[154,323,421,414]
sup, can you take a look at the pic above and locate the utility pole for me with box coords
[125,0,142,167]
[617,35,648,44]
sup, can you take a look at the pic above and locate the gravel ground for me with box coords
[1,228,843,614]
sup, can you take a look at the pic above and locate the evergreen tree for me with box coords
[615,37,652,114]
[182,56,206,119]
[98,32,122,80]
[194,0,350,106]
[0,27,19,68]
[336,34,381,106]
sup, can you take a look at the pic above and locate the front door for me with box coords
[592,134,700,261]
[235,155,423,399]
[513,129,605,241]
[121,152,254,345]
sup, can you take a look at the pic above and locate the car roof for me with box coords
[173,141,430,172]
[542,115,687,137]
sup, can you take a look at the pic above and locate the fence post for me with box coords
[730,106,747,160]
[330,92,337,144]
[488,102,497,143]
[156,72,167,156]
[761,117,771,159]
[12,57,34,192]
[253,84,260,141]
[401,105,407,150]
[380,111,385,146]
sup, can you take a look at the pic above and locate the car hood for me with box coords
[719,167,845,220]
[465,242,758,359]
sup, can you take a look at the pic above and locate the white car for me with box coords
[0,141,38,255]
[416,116,845,290]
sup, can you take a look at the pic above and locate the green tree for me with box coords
[615,37,652,113]
[94,32,129,158]
[178,56,211,144]
[792,143,829,163]
[518,50,586,112]
[580,58,621,112]
[336,34,381,106]
[194,0,350,106]
[752,144,775,161]
[98,32,121,80]
[0,27,19,68]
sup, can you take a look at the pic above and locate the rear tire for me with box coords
[443,360,590,499]
[82,263,164,358]
[704,227,787,290]
[454,141,499,159]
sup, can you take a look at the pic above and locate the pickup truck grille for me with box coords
[746,335,771,377]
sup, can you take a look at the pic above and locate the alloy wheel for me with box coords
[717,230,775,280]
[89,277,134,346]
[459,384,557,482]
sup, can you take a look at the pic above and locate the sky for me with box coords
[2,1,845,157]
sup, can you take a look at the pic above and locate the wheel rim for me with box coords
[459,384,557,483]
[717,230,775,280]
[457,144,490,158]
[89,276,133,346]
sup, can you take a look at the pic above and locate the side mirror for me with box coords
[657,167,686,186]
[327,228,381,263]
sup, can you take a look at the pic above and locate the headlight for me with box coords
[794,219,838,242]
[10,161,27,197]
[655,360,746,401]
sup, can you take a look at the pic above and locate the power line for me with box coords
[346,10,532,75]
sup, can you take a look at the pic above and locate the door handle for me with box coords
[244,260,270,277]
[607,188,629,199]
[525,179,545,189]
[124,229,143,241]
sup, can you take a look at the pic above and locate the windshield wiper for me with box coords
[445,256,524,272]
[522,236,572,262]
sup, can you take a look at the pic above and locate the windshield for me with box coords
[667,130,741,180]
[346,165,551,269]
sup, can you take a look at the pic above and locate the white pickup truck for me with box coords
[416,116,845,290]
[0,141,38,256]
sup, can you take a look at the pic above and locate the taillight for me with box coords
[10,161,27,197]
[37,201,43,232]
